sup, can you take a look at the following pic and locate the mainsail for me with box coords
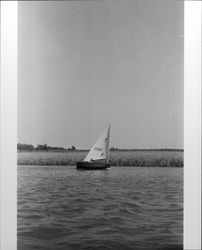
[84,125,110,163]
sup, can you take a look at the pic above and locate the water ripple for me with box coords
[18,166,183,250]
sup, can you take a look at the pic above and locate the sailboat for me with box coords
[76,125,111,170]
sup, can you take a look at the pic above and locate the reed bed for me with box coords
[17,150,183,167]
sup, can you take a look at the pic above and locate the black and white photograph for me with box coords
[0,1,201,250]
[17,1,184,249]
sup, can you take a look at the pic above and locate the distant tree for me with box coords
[110,147,119,151]
[17,143,34,151]
[28,144,35,151]
[36,144,47,151]
[68,145,76,151]
[35,144,67,151]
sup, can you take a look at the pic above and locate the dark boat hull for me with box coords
[76,161,110,170]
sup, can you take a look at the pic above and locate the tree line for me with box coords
[17,143,183,152]
[17,143,77,152]
[17,143,119,152]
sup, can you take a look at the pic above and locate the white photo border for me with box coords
[0,1,17,250]
[184,1,201,249]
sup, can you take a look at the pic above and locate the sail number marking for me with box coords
[94,147,103,152]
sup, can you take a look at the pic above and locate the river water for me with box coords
[18,166,183,250]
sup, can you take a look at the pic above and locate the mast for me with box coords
[106,124,110,164]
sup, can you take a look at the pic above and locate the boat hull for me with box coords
[76,161,110,170]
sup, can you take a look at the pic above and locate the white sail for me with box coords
[84,125,110,162]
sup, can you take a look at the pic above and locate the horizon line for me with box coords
[17,142,184,151]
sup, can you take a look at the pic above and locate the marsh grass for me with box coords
[17,150,183,167]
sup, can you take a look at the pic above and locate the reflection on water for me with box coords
[18,166,183,250]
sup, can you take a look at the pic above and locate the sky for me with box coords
[18,0,184,149]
